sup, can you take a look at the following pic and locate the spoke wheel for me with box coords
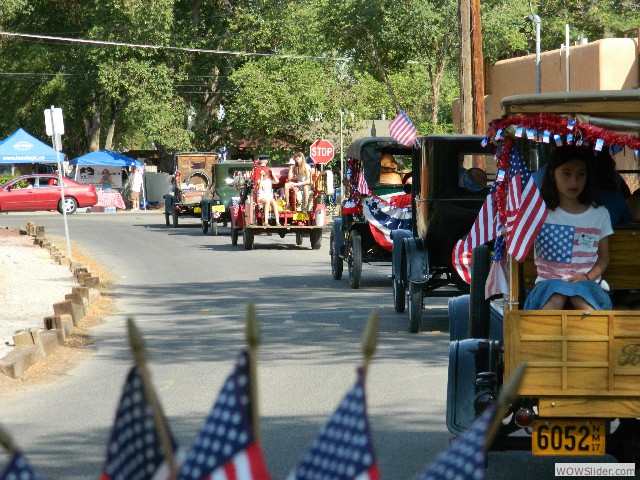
[330,231,343,280]
[295,232,303,246]
[210,221,218,236]
[347,230,362,289]
[201,219,209,234]
[393,274,406,313]
[310,228,322,250]
[243,227,254,250]
[408,282,423,333]
[231,228,239,246]
[172,208,178,228]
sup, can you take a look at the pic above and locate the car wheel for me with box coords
[347,230,362,289]
[201,219,209,234]
[408,281,422,333]
[243,227,254,250]
[165,211,170,226]
[330,231,343,280]
[310,228,322,250]
[210,221,218,236]
[231,228,239,246]
[469,244,491,338]
[58,197,77,215]
[295,232,303,246]
[172,208,178,228]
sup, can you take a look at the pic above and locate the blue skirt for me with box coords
[523,279,612,310]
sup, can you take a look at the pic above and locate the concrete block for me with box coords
[81,276,100,288]
[76,271,91,283]
[0,346,40,378]
[12,329,45,359]
[25,221,36,236]
[72,287,90,309]
[40,330,62,354]
[88,288,100,302]
[58,257,71,267]
[53,300,82,326]
[44,314,73,339]
[35,225,45,238]
[71,262,88,276]
[65,292,86,317]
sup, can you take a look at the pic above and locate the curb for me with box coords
[0,221,102,379]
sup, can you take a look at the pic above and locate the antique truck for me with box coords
[164,152,219,227]
[200,160,254,235]
[330,137,413,289]
[390,135,494,333]
[230,162,329,249]
[447,90,640,463]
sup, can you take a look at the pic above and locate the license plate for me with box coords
[532,419,605,456]
[194,207,202,214]
[211,205,225,213]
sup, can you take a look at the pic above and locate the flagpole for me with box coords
[361,310,379,380]
[245,302,262,446]
[127,318,178,477]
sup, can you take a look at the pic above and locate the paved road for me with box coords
[0,212,629,479]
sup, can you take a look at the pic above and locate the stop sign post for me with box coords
[309,139,335,164]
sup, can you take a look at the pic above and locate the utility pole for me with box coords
[470,0,485,136]
[459,0,473,135]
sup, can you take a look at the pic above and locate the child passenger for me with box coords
[257,168,281,226]
[524,146,613,311]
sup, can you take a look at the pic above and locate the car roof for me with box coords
[501,90,640,131]
[346,137,412,160]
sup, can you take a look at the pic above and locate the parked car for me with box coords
[330,137,413,289]
[200,160,255,235]
[447,90,640,464]
[0,174,97,214]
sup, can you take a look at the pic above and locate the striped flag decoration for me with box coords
[485,235,509,298]
[505,148,547,261]
[1,451,43,480]
[357,168,369,195]
[451,184,499,284]
[389,110,419,147]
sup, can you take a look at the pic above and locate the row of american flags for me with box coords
[1,342,499,480]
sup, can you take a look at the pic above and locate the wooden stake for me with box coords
[127,318,177,477]
[245,302,262,446]
[485,362,527,449]
[361,311,379,380]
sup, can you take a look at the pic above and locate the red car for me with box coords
[0,174,98,214]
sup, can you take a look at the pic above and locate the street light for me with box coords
[525,14,542,94]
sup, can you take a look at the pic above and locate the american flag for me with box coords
[100,366,177,480]
[389,110,419,147]
[1,451,43,480]
[506,148,547,261]
[485,235,509,298]
[176,351,270,480]
[452,185,499,284]
[287,368,379,480]
[362,193,412,251]
[357,168,369,195]
[413,403,497,480]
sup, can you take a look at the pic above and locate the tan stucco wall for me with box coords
[453,38,639,132]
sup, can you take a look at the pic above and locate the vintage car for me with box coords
[447,90,640,463]
[200,160,254,235]
[165,152,219,227]
[391,135,494,332]
[230,162,329,249]
[330,137,413,289]
[0,174,97,214]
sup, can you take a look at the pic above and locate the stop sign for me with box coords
[309,139,335,164]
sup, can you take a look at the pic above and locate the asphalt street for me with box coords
[0,211,632,479]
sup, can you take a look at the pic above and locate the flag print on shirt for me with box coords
[534,224,599,279]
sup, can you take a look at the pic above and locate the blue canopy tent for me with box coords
[69,150,142,167]
[0,128,60,169]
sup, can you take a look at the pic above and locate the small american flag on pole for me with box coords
[100,366,177,480]
[357,168,369,195]
[1,451,43,480]
[389,110,419,147]
[505,147,547,261]
[287,368,379,480]
[176,351,270,480]
[452,184,499,284]
[413,403,497,480]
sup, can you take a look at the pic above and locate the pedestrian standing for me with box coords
[129,167,144,211]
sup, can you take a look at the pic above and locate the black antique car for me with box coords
[391,135,495,333]
[330,137,413,289]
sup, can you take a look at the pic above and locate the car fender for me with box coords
[448,295,504,342]
[164,194,175,211]
[332,218,345,257]
[403,236,429,284]
[391,229,412,282]
[446,338,503,435]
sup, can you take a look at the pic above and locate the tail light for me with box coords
[515,408,535,428]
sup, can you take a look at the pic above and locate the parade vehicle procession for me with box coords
[447,90,640,463]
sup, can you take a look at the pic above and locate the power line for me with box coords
[0,31,351,62]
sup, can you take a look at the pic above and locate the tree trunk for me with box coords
[104,100,117,151]
[83,95,101,152]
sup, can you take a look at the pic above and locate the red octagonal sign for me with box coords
[309,139,335,164]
